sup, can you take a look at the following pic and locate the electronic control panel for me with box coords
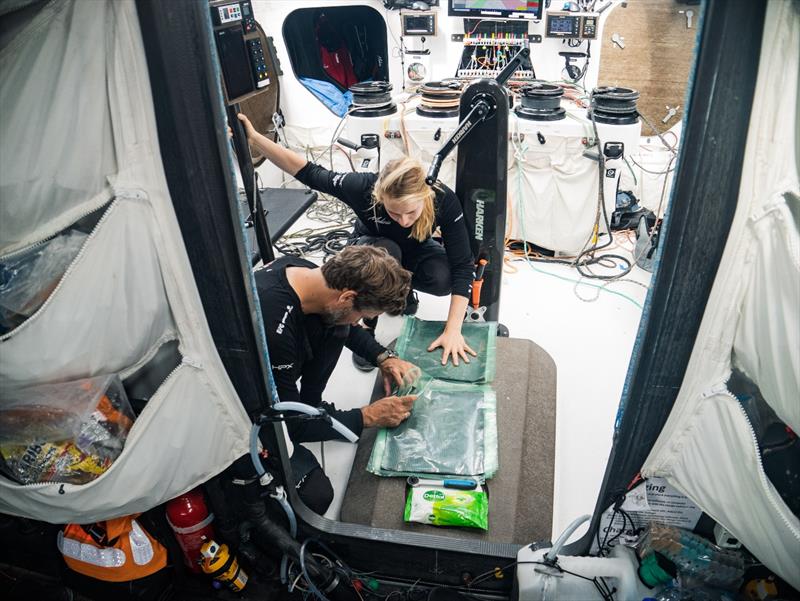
[401,12,437,36]
[545,12,599,39]
[246,38,269,88]
[210,0,269,104]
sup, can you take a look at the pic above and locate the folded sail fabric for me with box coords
[394,317,497,384]
[367,374,498,479]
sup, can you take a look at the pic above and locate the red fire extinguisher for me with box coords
[166,488,217,573]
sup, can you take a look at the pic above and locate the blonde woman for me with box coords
[238,114,477,369]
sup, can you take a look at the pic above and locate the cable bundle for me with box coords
[514,82,566,121]
[274,195,355,262]
[416,80,463,118]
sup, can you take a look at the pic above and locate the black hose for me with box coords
[203,475,241,547]
[242,498,332,586]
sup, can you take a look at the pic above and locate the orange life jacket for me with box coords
[58,515,167,582]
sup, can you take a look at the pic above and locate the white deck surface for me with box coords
[273,209,651,544]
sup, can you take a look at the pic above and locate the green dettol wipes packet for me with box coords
[404,485,488,530]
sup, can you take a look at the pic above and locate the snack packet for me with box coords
[0,375,134,485]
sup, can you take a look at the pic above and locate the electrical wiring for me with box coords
[271,140,357,260]
[399,31,406,91]
[466,561,518,587]
[269,130,354,189]
[507,136,648,309]
[349,560,617,601]
[286,552,335,595]
[628,155,676,176]
[637,111,679,157]
[384,5,406,66]
[504,249,648,308]
[274,193,354,260]
[571,107,676,283]
[603,508,634,552]
[382,8,407,90]
[298,540,339,601]
[622,156,639,187]
[580,41,592,87]
[329,107,360,171]
[572,275,649,305]
[397,94,421,156]
[597,505,618,556]
[569,110,634,280]
[306,195,354,223]
[565,109,595,139]
[661,129,680,148]
[556,567,616,601]
[595,502,636,564]
[467,19,486,35]
[468,560,616,601]
[333,145,357,172]
[290,570,309,593]
[275,227,352,261]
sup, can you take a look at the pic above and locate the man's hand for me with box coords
[427,328,478,366]
[379,357,420,396]
[362,395,417,428]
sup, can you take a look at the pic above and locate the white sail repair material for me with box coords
[0,0,253,522]
[642,0,800,589]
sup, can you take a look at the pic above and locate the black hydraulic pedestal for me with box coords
[426,49,529,336]
[455,79,509,334]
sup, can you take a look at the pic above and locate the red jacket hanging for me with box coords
[316,17,357,88]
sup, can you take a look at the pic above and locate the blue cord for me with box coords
[512,153,645,310]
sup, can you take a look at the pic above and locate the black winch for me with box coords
[416,80,463,118]
[588,86,640,125]
[513,82,566,121]
[349,81,397,117]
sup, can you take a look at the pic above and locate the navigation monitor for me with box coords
[448,0,542,20]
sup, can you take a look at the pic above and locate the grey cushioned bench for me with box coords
[240,187,318,261]
[340,337,557,545]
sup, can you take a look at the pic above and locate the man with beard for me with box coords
[255,246,419,513]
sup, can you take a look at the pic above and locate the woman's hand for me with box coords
[235,113,307,176]
[379,358,421,396]
[237,113,257,142]
[427,328,477,366]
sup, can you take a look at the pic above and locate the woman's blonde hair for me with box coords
[372,157,436,242]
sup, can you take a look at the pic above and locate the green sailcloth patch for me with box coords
[367,374,498,478]
[394,317,497,383]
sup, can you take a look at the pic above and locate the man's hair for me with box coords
[321,246,411,315]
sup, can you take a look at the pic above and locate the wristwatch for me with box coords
[376,349,399,364]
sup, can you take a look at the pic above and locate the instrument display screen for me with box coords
[546,13,581,38]
[449,0,542,20]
